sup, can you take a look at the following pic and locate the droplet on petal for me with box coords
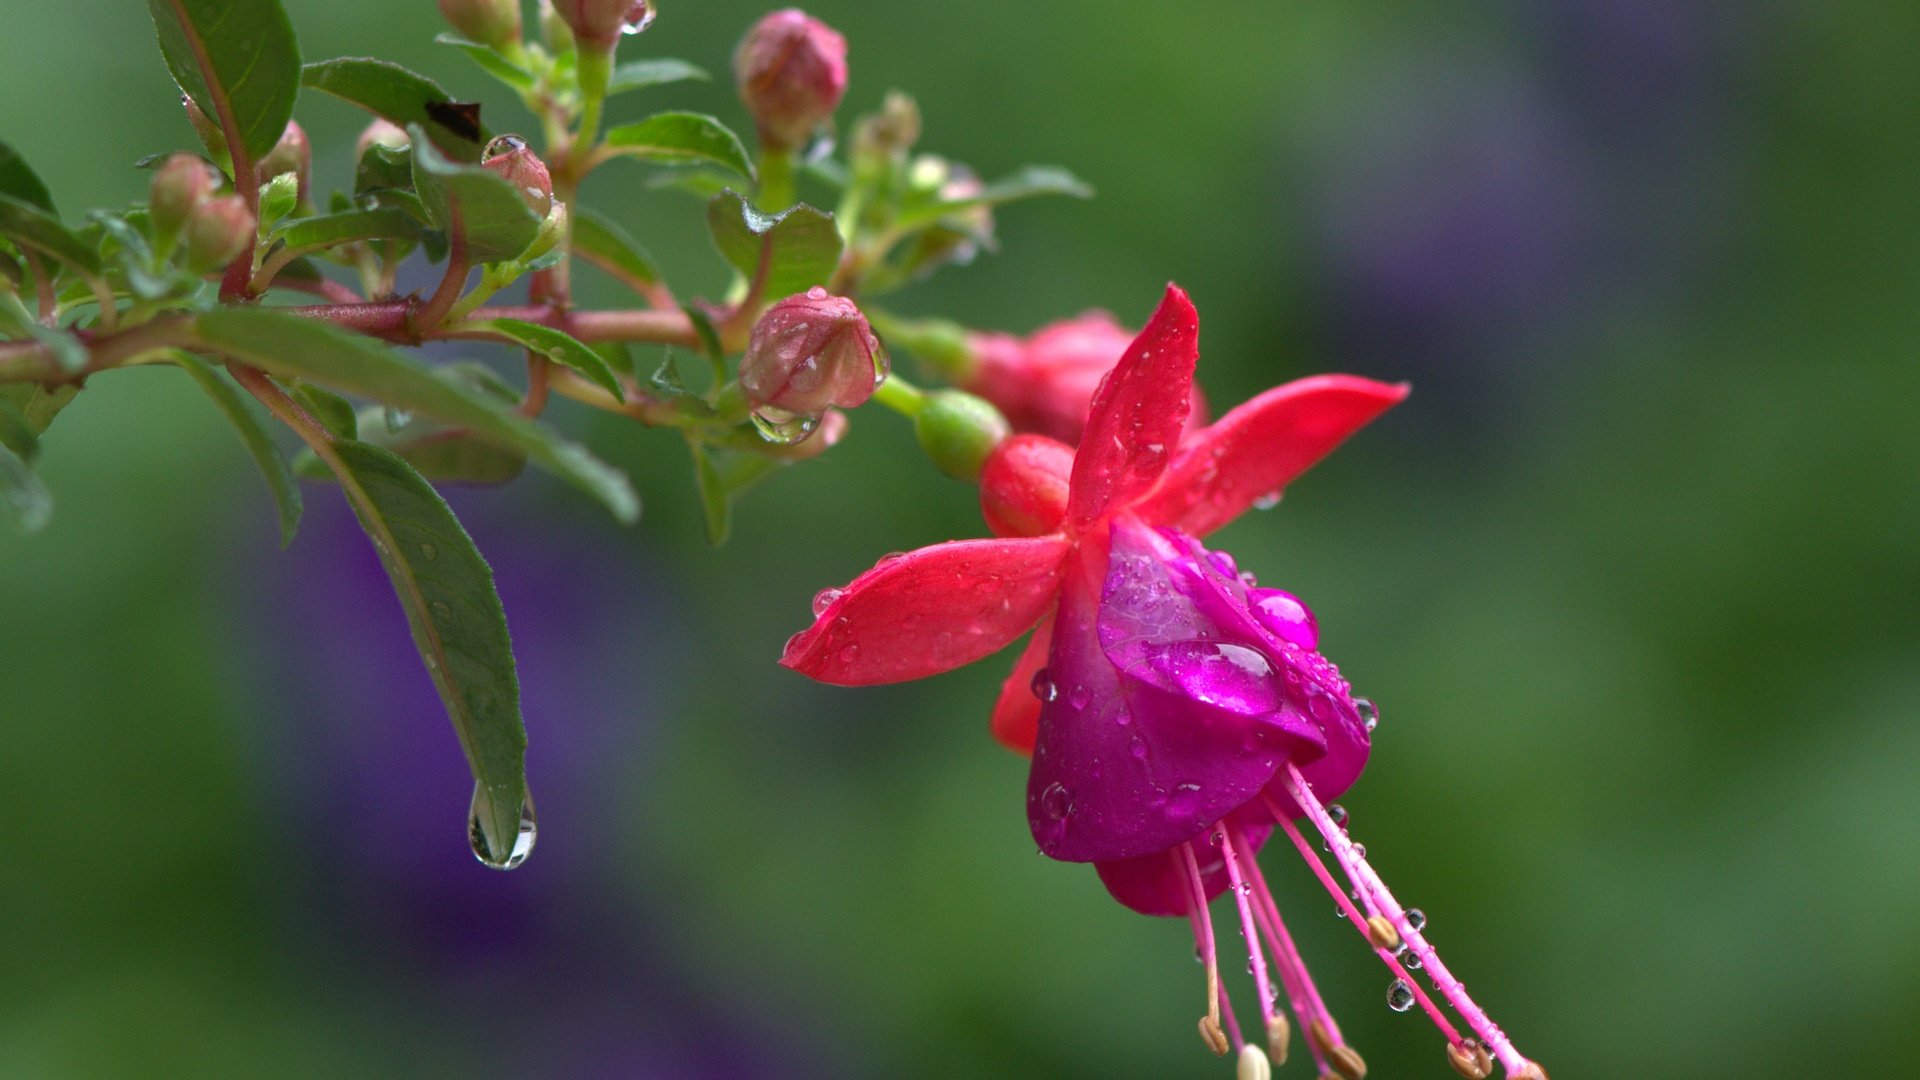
[1356,697,1379,732]
[1248,588,1318,649]
[1031,667,1059,703]
[811,587,844,616]
[1039,781,1072,820]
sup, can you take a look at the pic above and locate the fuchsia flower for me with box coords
[783,285,1547,1078]
[964,309,1209,446]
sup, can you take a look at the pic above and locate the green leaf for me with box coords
[303,58,489,161]
[570,207,660,292]
[892,165,1093,231]
[705,189,842,302]
[192,308,638,522]
[687,439,730,545]
[471,318,623,401]
[0,382,76,463]
[290,381,357,439]
[0,139,54,212]
[409,127,541,264]
[355,142,416,196]
[604,113,753,179]
[147,0,302,161]
[0,441,51,534]
[0,194,102,276]
[607,58,708,95]
[257,172,301,234]
[388,431,526,485]
[270,206,420,254]
[647,168,737,201]
[319,438,528,866]
[171,353,302,546]
[433,34,535,90]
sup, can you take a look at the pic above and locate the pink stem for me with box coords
[1217,825,1279,1028]
[1234,823,1335,1075]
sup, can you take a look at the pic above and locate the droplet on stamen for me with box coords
[1327,803,1349,829]
[1386,979,1415,1013]
[1404,908,1427,933]
[1447,1039,1493,1079]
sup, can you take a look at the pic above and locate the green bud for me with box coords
[181,193,255,275]
[437,0,522,50]
[149,153,220,254]
[256,120,311,203]
[913,389,1010,483]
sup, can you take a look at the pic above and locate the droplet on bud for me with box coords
[467,782,537,870]
[1386,978,1415,1013]
[750,406,821,445]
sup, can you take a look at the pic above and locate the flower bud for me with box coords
[913,390,1009,483]
[356,118,411,161]
[962,311,1208,446]
[978,434,1072,538]
[181,193,256,274]
[549,0,652,49]
[437,0,522,50]
[850,90,920,171]
[180,94,229,170]
[482,135,554,216]
[149,153,220,250]
[256,120,311,202]
[739,287,887,418]
[734,9,847,150]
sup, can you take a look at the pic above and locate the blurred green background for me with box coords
[3,0,1918,1077]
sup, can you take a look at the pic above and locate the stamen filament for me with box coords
[1217,825,1281,1031]
[1279,764,1533,1077]
[1230,820,1336,1076]
[1179,843,1227,1054]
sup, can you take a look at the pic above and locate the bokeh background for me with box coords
[3,0,1917,1076]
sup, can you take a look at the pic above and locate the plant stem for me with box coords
[871,371,928,418]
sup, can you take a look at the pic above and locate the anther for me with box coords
[1509,1062,1550,1080]
[1308,1019,1334,1056]
[1447,1039,1493,1079]
[1198,1014,1230,1057]
[1365,914,1401,952]
[1266,1014,1290,1065]
[1327,1043,1368,1080]
[1236,1044,1272,1080]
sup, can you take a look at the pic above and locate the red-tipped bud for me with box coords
[182,193,256,274]
[437,0,522,49]
[734,9,847,150]
[979,434,1073,538]
[149,153,220,245]
[740,287,887,419]
[549,0,652,49]
[963,311,1209,446]
[482,135,554,216]
[356,118,411,160]
[180,95,229,168]
[256,120,311,202]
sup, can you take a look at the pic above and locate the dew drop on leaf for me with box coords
[467,783,537,870]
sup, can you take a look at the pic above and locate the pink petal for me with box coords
[1065,284,1200,527]
[780,536,1072,685]
[989,615,1053,754]
[1095,818,1274,917]
[1134,375,1409,537]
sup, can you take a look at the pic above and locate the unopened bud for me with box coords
[1446,1039,1492,1079]
[1365,915,1401,952]
[1197,1014,1230,1057]
[438,0,522,49]
[734,9,847,150]
[357,119,411,161]
[1266,1014,1291,1066]
[149,153,220,249]
[978,433,1072,539]
[851,90,920,170]
[913,389,1008,483]
[482,135,554,216]
[256,120,311,202]
[1236,1044,1272,1080]
[549,0,652,49]
[182,193,255,274]
[739,287,887,417]
[181,95,229,170]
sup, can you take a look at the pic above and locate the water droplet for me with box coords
[811,588,844,616]
[1328,803,1349,829]
[467,783,536,870]
[1039,781,1072,820]
[1352,843,1367,859]
[418,542,438,561]
[1403,951,1423,970]
[1030,668,1059,703]
[1405,908,1427,933]
[483,134,528,157]
[430,601,452,617]
[1248,588,1317,649]
[1128,735,1147,760]
[805,285,829,300]
[1167,783,1202,819]
[619,1,656,34]
[1386,979,1415,1013]
[835,643,860,665]
[751,406,820,445]
[1252,490,1282,511]
[1356,698,1379,733]
[384,405,412,432]
[1068,684,1091,709]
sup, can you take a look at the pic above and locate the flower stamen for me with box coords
[1217,825,1281,1035]
[1278,763,1543,1079]
[1179,843,1229,1056]
[1231,819,1340,1077]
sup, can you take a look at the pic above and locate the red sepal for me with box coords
[1066,284,1199,527]
[988,615,1053,754]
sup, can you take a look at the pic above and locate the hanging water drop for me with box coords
[1403,950,1423,971]
[1252,490,1281,511]
[1031,667,1059,703]
[1386,979,1415,1013]
[1039,782,1072,820]
[384,404,413,432]
[751,406,820,445]
[1351,843,1367,858]
[1328,803,1349,829]
[1355,697,1379,733]
[619,1,656,34]
[467,783,537,870]
[1405,908,1427,932]
[811,587,844,616]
